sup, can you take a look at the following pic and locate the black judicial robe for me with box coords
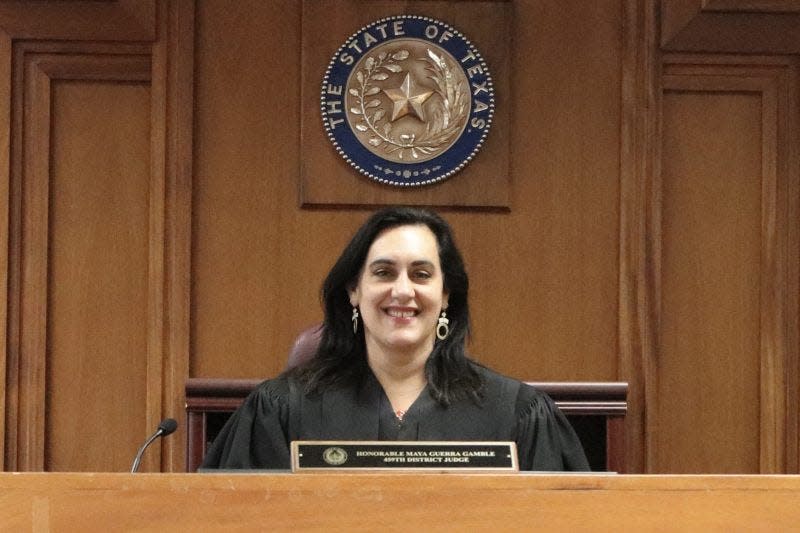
[201,365,590,471]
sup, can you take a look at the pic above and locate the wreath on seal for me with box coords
[348,48,469,161]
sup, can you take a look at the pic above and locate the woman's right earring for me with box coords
[352,307,359,335]
[436,310,450,340]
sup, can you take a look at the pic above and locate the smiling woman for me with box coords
[348,224,448,414]
[201,207,589,471]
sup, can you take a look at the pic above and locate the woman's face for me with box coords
[349,224,448,357]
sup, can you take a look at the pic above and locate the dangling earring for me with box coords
[436,310,450,340]
[352,307,359,335]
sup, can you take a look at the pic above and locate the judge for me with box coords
[202,207,589,471]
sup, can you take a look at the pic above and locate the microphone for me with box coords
[130,418,178,473]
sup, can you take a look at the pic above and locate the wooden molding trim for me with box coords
[0,32,11,471]
[0,0,156,42]
[168,0,196,473]
[703,0,800,13]
[619,0,660,474]
[661,0,800,53]
[155,0,195,473]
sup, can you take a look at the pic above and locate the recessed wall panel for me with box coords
[45,81,150,471]
[658,90,762,473]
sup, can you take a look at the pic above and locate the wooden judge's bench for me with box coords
[5,379,791,530]
[1,473,799,530]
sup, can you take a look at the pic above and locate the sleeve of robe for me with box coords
[200,377,292,470]
[513,384,591,471]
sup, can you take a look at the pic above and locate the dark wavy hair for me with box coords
[291,206,483,406]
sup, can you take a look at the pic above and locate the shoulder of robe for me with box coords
[513,381,559,420]
[248,374,292,407]
[468,361,523,401]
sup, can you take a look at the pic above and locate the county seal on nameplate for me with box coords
[291,441,518,472]
[320,15,495,187]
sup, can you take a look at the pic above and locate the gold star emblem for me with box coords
[383,73,434,122]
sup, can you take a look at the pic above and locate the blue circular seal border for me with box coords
[321,15,495,187]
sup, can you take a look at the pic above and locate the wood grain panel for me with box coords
[655,58,799,473]
[660,89,761,473]
[299,0,511,208]
[2,1,194,472]
[661,0,800,53]
[470,0,620,382]
[0,0,155,42]
[4,45,156,472]
[619,0,659,474]
[704,0,800,12]
[47,80,150,471]
[153,0,195,474]
[3,474,800,531]
[192,0,319,380]
[0,32,11,471]
[193,0,384,380]
[192,0,622,388]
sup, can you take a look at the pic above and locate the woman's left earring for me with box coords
[436,310,450,340]
[352,307,359,334]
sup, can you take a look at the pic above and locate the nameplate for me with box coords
[291,441,518,472]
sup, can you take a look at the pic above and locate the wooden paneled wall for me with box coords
[0,0,798,475]
[0,0,193,472]
[619,0,800,473]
